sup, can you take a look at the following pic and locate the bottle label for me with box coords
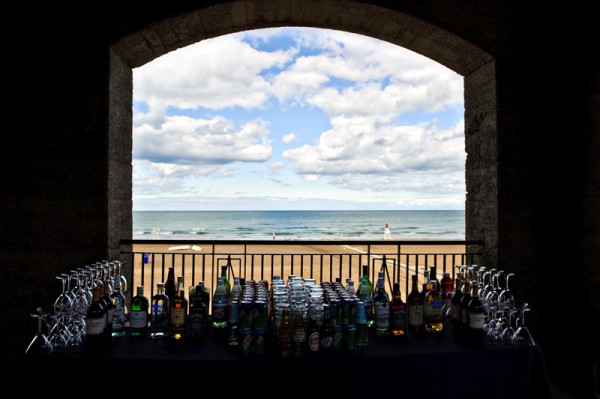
[469,312,485,329]
[308,331,320,351]
[409,304,423,325]
[86,317,105,335]
[375,303,390,328]
[392,308,407,329]
[130,311,148,328]
[212,303,228,322]
[426,299,443,318]
[452,304,461,320]
[171,307,186,325]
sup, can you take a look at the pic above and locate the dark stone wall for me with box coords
[2,2,598,398]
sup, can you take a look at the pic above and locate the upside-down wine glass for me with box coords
[499,272,516,310]
[512,303,535,346]
[25,306,54,357]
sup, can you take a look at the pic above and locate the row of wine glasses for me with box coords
[25,259,127,357]
[455,265,534,346]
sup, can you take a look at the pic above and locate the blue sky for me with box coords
[132,27,465,211]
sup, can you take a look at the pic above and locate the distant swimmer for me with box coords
[273,232,276,240]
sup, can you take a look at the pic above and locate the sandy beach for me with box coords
[128,241,471,300]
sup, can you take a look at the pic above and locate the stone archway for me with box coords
[109,0,499,267]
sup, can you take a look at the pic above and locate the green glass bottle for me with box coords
[129,285,149,338]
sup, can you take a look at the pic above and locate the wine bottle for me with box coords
[130,285,149,338]
[85,285,106,349]
[460,279,472,332]
[390,282,407,336]
[165,266,177,302]
[101,278,114,338]
[110,278,127,337]
[407,274,424,334]
[467,282,485,346]
[451,275,464,336]
[169,276,188,340]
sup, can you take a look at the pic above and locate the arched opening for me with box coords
[109,0,497,264]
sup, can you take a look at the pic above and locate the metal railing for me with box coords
[120,239,483,302]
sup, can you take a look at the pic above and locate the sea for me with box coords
[133,210,465,241]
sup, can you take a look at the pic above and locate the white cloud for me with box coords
[282,133,298,144]
[132,27,465,210]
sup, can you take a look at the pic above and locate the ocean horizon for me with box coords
[133,210,465,241]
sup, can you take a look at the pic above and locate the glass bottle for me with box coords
[425,266,444,333]
[373,273,390,336]
[231,276,242,298]
[85,285,106,347]
[408,274,424,334]
[278,306,293,357]
[467,282,485,346]
[129,285,149,338]
[358,265,374,329]
[198,281,211,333]
[390,282,407,336]
[150,282,170,339]
[101,278,114,338]
[441,272,454,321]
[110,277,127,337]
[165,266,177,302]
[307,303,321,354]
[320,304,336,354]
[451,275,464,335]
[292,312,306,356]
[227,294,240,346]
[460,279,472,332]
[221,263,231,297]
[189,283,208,340]
[211,277,229,329]
[356,301,369,347]
[169,276,188,340]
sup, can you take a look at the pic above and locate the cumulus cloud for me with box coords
[132,27,465,209]
[282,133,298,144]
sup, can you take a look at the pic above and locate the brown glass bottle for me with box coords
[407,274,425,334]
[292,313,306,356]
[424,267,444,333]
[169,276,188,340]
[390,282,407,336]
[278,307,293,357]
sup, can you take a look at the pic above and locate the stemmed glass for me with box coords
[48,274,73,352]
[512,303,535,346]
[25,307,54,356]
[499,272,515,310]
